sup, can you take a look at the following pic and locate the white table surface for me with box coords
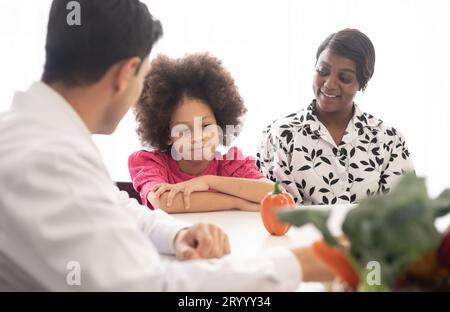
[171,204,358,292]
[170,204,450,292]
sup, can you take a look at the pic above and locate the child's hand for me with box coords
[152,176,211,209]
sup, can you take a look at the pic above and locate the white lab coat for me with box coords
[0,82,300,291]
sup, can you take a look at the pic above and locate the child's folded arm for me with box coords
[204,176,274,204]
[148,190,259,213]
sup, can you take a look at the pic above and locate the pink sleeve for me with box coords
[128,150,169,210]
[220,147,264,179]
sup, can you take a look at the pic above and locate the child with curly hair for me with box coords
[129,53,274,213]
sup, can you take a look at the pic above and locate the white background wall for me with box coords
[0,0,449,196]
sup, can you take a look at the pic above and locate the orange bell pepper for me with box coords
[260,181,295,235]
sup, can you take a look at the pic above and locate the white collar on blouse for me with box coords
[290,100,384,146]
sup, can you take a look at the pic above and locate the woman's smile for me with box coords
[320,90,340,98]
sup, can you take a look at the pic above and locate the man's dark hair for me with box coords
[42,0,162,86]
[316,28,375,91]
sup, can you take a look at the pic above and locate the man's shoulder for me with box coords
[0,118,100,180]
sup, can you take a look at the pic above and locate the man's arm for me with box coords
[161,246,334,291]
[119,189,232,258]
[117,188,188,254]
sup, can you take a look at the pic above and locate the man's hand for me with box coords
[173,223,231,260]
[291,246,335,282]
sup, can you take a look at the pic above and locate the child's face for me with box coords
[169,97,219,161]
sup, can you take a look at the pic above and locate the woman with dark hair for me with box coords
[257,29,414,205]
[129,53,275,213]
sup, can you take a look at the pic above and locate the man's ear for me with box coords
[112,57,142,93]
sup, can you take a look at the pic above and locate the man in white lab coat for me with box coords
[0,0,333,291]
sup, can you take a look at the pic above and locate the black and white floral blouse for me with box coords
[257,101,415,205]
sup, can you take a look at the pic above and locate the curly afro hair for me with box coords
[134,53,247,152]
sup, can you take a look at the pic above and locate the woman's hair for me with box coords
[134,53,247,152]
[316,28,375,91]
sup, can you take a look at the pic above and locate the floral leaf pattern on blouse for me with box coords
[256,101,415,205]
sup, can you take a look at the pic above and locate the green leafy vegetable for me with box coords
[278,208,338,246]
[277,173,450,290]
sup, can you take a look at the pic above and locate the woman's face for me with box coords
[313,48,360,114]
[169,97,219,162]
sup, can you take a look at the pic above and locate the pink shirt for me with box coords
[128,147,263,209]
